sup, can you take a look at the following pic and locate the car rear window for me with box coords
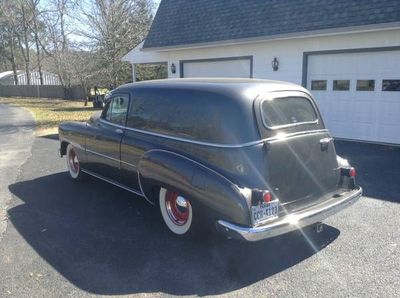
[261,96,318,129]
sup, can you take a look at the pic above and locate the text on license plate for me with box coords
[251,200,279,224]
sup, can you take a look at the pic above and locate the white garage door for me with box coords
[307,50,400,144]
[182,57,252,78]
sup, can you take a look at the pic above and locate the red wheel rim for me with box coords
[165,190,190,226]
[68,148,79,174]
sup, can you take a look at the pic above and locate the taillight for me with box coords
[340,167,357,177]
[263,191,271,203]
[251,189,273,205]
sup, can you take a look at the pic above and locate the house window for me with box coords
[333,80,350,91]
[382,80,400,91]
[311,80,327,91]
[357,80,375,91]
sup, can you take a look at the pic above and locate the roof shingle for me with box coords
[143,0,400,49]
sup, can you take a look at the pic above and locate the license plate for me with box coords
[251,200,279,224]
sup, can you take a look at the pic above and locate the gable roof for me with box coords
[143,0,400,50]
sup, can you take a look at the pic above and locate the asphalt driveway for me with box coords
[0,104,34,241]
[0,105,399,297]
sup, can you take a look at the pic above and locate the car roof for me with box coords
[115,78,309,100]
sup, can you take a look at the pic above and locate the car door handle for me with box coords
[319,137,333,151]
[115,128,124,134]
[319,137,333,145]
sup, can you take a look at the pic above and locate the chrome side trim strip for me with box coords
[86,148,120,164]
[81,168,152,202]
[145,149,239,190]
[99,118,253,148]
[121,159,137,168]
[98,118,328,148]
[137,171,154,205]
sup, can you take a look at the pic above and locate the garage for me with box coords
[180,56,253,78]
[306,49,400,144]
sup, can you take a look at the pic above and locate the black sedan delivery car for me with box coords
[59,78,362,241]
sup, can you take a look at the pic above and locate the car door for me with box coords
[85,94,130,181]
[119,91,154,191]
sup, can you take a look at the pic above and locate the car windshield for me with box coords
[261,96,318,129]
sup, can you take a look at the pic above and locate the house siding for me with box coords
[124,29,400,85]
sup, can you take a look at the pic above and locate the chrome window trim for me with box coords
[101,93,130,125]
[259,93,319,130]
[99,118,327,148]
[267,130,329,144]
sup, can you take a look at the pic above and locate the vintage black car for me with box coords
[59,78,362,241]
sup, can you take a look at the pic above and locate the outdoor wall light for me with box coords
[170,63,176,74]
[271,57,279,71]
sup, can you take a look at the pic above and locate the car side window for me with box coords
[102,94,129,126]
[126,89,254,143]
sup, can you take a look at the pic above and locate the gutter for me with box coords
[140,22,400,52]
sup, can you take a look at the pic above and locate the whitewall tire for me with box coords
[159,187,193,235]
[66,144,84,180]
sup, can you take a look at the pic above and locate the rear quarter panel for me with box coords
[138,149,253,226]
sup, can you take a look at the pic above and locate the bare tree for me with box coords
[0,13,20,84]
[38,0,73,87]
[29,0,44,85]
[1,0,155,89]
[1,0,47,85]
[78,0,153,86]
[13,0,33,85]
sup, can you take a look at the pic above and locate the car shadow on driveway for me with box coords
[8,172,339,296]
[335,140,400,203]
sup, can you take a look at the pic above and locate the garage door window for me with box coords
[311,80,327,90]
[333,80,350,91]
[382,80,400,91]
[357,80,375,91]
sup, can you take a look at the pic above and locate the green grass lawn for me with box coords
[0,97,96,135]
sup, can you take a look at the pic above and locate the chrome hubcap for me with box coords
[165,190,190,226]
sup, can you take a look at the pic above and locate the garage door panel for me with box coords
[182,58,251,78]
[308,50,400,144]
[378,125,400,143]
[378,102,400,125]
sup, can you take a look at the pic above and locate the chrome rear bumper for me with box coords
[216,186,362,241]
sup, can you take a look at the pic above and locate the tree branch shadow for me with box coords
[8,172,339,296]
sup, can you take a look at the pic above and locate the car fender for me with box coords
[138,149,251,226]
[59,121,87,158]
